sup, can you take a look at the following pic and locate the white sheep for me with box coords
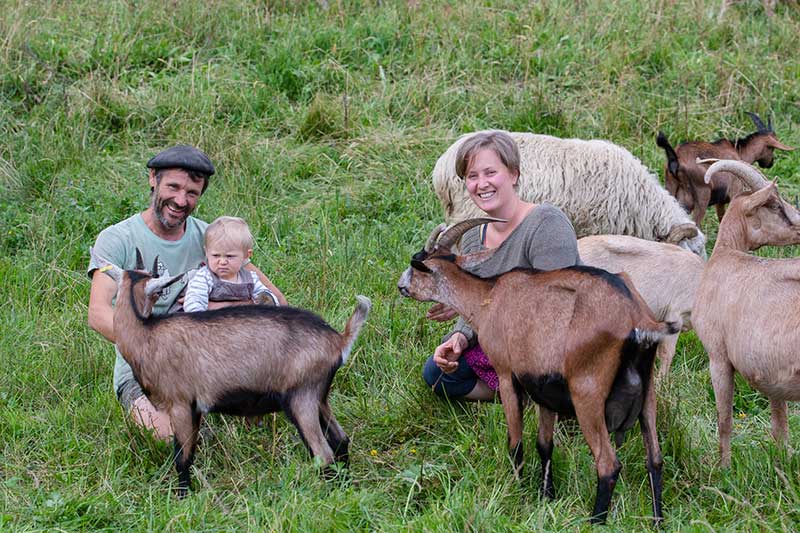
[433,130,707,258]
[692,159,800,466]
[578,235,705,382]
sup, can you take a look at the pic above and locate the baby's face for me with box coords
[206,245,249,282]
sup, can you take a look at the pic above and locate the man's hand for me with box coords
[433,332,467,374]
[426,303,458,322]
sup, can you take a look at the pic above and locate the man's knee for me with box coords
[118,379,173,441]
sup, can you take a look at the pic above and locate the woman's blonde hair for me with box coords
[455,131,521,181]
[204,216,254,252]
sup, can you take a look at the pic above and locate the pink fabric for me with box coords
[463,343,499,391]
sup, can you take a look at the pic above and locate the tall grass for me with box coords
[1,0,798,530]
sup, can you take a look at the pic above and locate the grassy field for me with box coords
[1,0,799,530]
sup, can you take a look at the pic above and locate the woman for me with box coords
[423,131,580,401]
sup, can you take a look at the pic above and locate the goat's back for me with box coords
[478,266,663,378]
[579,235,704,326]
[128,305,346,406]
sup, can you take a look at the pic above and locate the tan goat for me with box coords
[92,248,370,495]
[578,235,705,382]
[693,159,800,466]
[398,219,677,524]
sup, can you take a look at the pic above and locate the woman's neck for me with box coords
[484,199,537,248]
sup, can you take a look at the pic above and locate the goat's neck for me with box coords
[437,267,493,331]
[713,212,751,254]
[735,138,762,164]
[113,280,152,368]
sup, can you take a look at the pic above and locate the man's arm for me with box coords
[88,270,117,343]
[244,262,287,305]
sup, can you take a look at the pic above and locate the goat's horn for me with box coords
[704,159,769,190]
[424,223,447,254]
[664,223,699,244]
[696,157,720,166]
[151,255,160,277]
[144,273,183,299]
[135,248,145,271]
[436,217,508,251]
[767,115,773,132]
[747,111,769,132]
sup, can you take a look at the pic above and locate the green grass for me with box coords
[1,0,799,530]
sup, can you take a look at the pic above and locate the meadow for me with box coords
[1,0,799,530]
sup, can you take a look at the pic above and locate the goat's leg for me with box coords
[769,398,789,444]
[715,202,728,223]
[498,376,524,479]
[282,390,336,466]
[170,404,201,498]
[691,188,712,226]
[319,398,349,464]
[655,333,679,384]
[709,355,735,467]
[571,386,620,524]
[639,377,664,524]
[536,406,557,499]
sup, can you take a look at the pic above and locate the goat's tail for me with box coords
[339,295,372,364]
[633,319,680,347]
[656,131,680,177]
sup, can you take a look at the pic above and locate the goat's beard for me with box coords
[152,191,191,230]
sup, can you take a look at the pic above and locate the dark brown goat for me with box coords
[657,112,794,225]
[92,249,370,496]
[398,219,677,524]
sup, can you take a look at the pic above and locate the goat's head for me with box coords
[705,160,800,250]
[90,247,184,316]
[744,112,795,168]
[397,217,504,302]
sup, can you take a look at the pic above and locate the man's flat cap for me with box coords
[146,145,215,176]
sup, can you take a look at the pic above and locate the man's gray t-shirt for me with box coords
[449,203,580,346]
[88,214,208,393]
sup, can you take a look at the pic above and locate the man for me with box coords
[87,145,285,439]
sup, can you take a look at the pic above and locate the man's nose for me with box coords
[173,191,188,206]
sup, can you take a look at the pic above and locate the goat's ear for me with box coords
[768,138,795,151]
[135,248,145,271]
[741,183,778,211]
[411,259,432,273]
[144,273,183,299]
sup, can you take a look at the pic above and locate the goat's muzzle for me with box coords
[397,267,414,298]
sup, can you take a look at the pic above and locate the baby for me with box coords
[184,216,281,312]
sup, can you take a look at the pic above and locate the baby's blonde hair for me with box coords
[204,216,254,252]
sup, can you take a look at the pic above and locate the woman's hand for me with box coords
[433,332,467,374]
[426,303,458,322]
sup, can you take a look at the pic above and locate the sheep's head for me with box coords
[705,160,800,251]
[90,247,184,317]
[397,217,504,302]
[744,112,795,169]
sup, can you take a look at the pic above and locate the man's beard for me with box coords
[152,192,190,230]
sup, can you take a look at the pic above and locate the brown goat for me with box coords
[398,220,677,524]
[657,112,794,225]
[692,160,800,466]
[92,248,370,495]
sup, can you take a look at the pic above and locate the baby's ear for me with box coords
[246,248,253,260]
